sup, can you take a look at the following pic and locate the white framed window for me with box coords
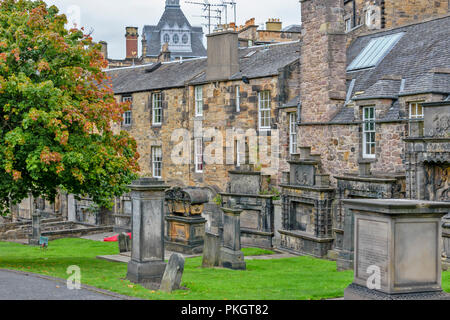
[258,91,271,131]
[409,102,424,119]
[409,101,424,136]
[236,85,240,112]
[362,106,376,159]
[152,92,162,125]
[194,138,203,173]
[152,146,162,179]
[195,86,203,117]
[289,112,298,155]
[122,95,133,126]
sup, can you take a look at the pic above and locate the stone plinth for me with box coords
[127,178,169,286]
[344,199,450,300]
[220,207,246,270]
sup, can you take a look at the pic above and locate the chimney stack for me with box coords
[266,18,282,31]
[299,0,347,122]
[206,31,239,81]
[99,41,108,60]
[125,27,139,59]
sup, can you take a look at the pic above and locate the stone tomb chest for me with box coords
[164,187,208,254]
[344,199,450,300]
[279,148,334,258]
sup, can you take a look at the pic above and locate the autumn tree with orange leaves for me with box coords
[0,0,139,214]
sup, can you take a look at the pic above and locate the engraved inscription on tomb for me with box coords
[357,218,389,286]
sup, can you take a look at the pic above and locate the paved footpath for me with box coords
[0,269,133,300]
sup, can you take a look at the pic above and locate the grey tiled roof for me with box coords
[190,41,301,84]
[400,72,450,96]
[347,16,450,99]
[106,59,207,94]
[331,106,355,123]
[108,41,301,94]
[353,79,402,100]
[282,25,302,33]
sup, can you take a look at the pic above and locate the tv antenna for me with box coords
[186,0,227,34]
[221,0,237,25]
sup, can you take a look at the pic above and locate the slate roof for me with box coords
[282,25,302,33]
[107,41,301,94]
[190,41,301,84]
[332,16,450,123]
[347,15,450,100]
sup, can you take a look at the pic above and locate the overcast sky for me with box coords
[43,0,302,59]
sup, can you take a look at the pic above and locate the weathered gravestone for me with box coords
[160,253,185,293]
[344,199,450,300]
[220,201,246,270]
[202,232,221,268]
[118,232,131,253]
[127,178,170,287]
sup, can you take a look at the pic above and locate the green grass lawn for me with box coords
[0,238,447,300]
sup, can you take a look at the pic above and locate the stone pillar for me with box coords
[273,199,283,248]
[220,205,246,270]
[29,199,44,246]
[344,199,450,300]
[127,178,170,286]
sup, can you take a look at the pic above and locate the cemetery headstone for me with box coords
[220,200,246,270]
[202,232,221,268]
[160,253,185,293]
[118,232,131,253]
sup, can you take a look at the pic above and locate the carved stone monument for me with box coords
[344,199,450,300]
[221,165,275,249]
[279,148,334,258]
[165,187,208,254]
[127,178,169,287]
[220,201,246,270]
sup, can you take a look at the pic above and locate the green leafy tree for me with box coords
[0,0,140,214]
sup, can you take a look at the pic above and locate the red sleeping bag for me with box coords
[104,233,131,242]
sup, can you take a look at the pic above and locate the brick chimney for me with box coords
[299,0,347,122]
[206,30,239,81]
[125,27,139,59]
[158,43,171,63]
[266,18,282,31]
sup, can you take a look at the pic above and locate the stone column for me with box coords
[344,199,450,300]
[220,204,246,270]
[29,199,44,246]
[127,178,170,286]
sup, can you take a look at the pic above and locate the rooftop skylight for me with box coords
[347,32,404,72]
